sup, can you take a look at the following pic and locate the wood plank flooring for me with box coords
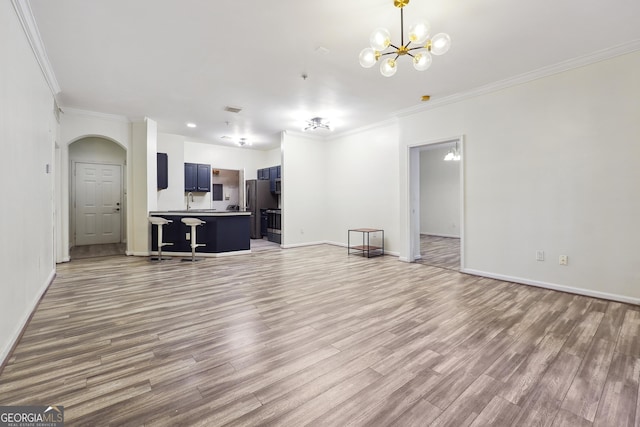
[70,243,126,260]
[416,234,460,271]
[1,245,639,426]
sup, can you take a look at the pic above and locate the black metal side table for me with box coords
[348,228,384,258]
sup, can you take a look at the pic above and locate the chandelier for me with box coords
[359,0,451,77]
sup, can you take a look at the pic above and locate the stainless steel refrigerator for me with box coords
[246,179,278,239]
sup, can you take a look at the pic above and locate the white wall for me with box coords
[60,109,131,149]
[128,119,157,255]
[264,147,282,168]
[69,136,127,164]
[399,51,640,302]
[0,1,57,364]
[281,132,327,246]
[420,147,461,237]
[323,123,401,253]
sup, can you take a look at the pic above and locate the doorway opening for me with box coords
[69,137,126,259]
[408,137,464,270]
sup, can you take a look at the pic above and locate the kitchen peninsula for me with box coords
[149,210,251,257]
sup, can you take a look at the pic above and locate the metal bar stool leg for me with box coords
[149,217,173,261]
[181,218,205,262]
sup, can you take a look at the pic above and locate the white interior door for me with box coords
[75,162,122,245]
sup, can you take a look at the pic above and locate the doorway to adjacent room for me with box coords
[408,137,464,270]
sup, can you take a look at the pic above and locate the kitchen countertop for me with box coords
[150,210,251,216]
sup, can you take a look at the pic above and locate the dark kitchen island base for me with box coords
[149,211,251,257]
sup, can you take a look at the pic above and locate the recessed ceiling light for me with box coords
[186,122,197,128]
[421,95,431,102]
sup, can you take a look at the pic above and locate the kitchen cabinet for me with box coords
[157,152,168,190]
[258,167,270,180]
[184,162,211,192]
[269,166,279,192]
[257,165,281,192]
[196,163,211,191]
[150,211,251,254]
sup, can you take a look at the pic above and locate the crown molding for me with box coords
[396,39,640,118]
[11,0,61,95]
[62,107,131,123]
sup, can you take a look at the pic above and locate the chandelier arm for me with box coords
[380,51,398,57]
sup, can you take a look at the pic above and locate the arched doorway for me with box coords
[68,136,126,259]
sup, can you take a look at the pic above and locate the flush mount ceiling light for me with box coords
[359,0,451,77]
[221,135,251,146]
[303,117,331,132]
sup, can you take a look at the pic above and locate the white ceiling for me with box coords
[28,0,640,150]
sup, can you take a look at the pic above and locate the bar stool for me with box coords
[148,216,173,261]
[181,217,206,262]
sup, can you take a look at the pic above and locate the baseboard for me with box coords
[0,268,56,371]
[281,241,327,249]
[127,251,150,256]
[461,268,640,306]
[325,241,400,257]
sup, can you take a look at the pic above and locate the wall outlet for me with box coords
[536,250,544,261]
[186,232,191,240]
[559,255,568,265]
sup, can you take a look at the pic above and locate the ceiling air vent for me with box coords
[224,106,242,113]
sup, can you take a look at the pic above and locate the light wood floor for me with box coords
[70,243,126,260]
[1,245,639,426]
[416,235,461,271]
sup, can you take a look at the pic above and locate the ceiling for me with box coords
[28,0,640,150]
